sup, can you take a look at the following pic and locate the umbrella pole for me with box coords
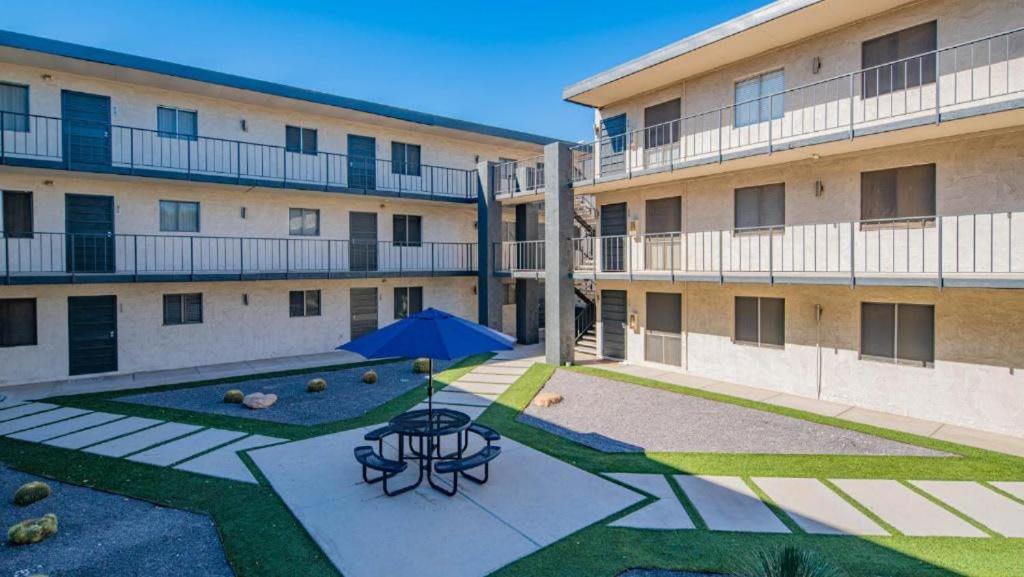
[427,358,433,419]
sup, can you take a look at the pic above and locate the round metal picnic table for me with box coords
[389,408,471,494]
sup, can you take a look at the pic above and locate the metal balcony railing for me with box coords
[571,27,1024,184]
[492,155,545,198]
[0,113,478,201]
[1,231,477,283]
[493,240,545,273]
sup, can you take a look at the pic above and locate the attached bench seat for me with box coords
[354,445,419,496]
[432,445,501,495]
[363,424,396,454]
[468,423,500,442]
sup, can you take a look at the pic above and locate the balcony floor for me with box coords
[2,269,476,285]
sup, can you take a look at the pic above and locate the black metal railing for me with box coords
[0,113,478,200]
[493,240,545,273]
[574,300,595,342]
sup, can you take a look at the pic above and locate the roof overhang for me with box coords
[563,0,917,108]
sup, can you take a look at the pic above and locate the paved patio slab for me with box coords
[835,407,944,437]
[911,481,1024,537]
[429,390,496,407]
[0,399,26,410]
[85,422,202,458]
[446,382,510,395]
[45,416,162,449]
[606,473,694,530]
[413,402,487,420]
[469,366,530,376]
[674,475,789,533]
[7,412,123,442]
[0,407,90,436]
[752,477,887,535]
[128,428,247,466]
[832,479,986,537]
[0,402,58,422]
[992,482,1024,501]
[456,373,521,385]
[176,434,287,483]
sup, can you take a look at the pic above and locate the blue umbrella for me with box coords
[338,308,514,416]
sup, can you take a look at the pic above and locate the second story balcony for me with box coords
[1,231,476,285]
[492,154,545,201]
[0,113,478,202]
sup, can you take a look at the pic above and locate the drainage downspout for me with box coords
[815,304,823,399]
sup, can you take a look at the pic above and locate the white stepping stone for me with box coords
[675,475,789,533]
[85,422,202,458]
[446,382,509,396]
[457,373,520,384]
[0,402,58,422]
[832,479,986,537]
[607,473,694,529]
[0,399,27,410]
[992,482,1024,501]
[0,407,91,436]
[753,477,887,535]
[8,412,123,442]
[46,416,161,449]
[912,481,1024,538]
[413,403,486,421]
[429,391,496,407]
[469,366,528,376]
[176,434,287,483]
[128,428,247,466]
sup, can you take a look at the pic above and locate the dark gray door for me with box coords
[601,289,627,360]
[66,194,114,273]
[645,196,682,271]
[645,292,682,366]
[349,212,378,272]
[347,135,376,190]
[599,114,627,176]
[68,295,117,376]
[350,287,378,340]
[600,202,627,272]
[62,90,111,171]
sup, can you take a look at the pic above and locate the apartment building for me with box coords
[493,0,1024,436]
[0,31,551,387]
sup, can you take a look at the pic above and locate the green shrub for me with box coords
[7,513,58,546]
[362,370,378,384]
[732,545,845,577]
[13,482,51,506]
[412,358,431,373]
[306,378,327,393]
[223,389,245,403]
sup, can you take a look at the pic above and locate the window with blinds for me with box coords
[159,200,200,232]
[0,298,37,347]
[163,293,203,325]
[393,214,422,247]
[734,296,785,347]
[734,70,784,128]
[394,286,423,319]
[860,302,934,365]
[2,190,33,238]
[860,164,936,222]
[862,21,937,98]
[734,184,785,229]
[289,290,322,317]
[286,126,318,155]
[645,196,682,234]
[289,208,320,236]
[644,98,681,148]
[0,82,29,132]
[157,106,197,140]
[391,142,422,176]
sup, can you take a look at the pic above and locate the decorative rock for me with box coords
[412,358,431,374]
[223,389,244,404]
[533,392,563,408]
[13,481,51,506]
[7,513,58,546]
[362,370,378,384]
[242,393,278,410]
[306,378,327,393]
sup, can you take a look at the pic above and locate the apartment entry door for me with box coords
[66,194,115,273]
[599,113,627,176]
[350,287,378,340]
[600,202,627,272]
[601,289,627,360]
[68,295,118,376]
[62,90,112,171]
[347,135,376,190]
[349,212,378,272]
[645,292,682,366]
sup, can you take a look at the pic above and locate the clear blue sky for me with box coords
[4,0,768,142]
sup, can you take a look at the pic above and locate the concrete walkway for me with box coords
[585,361,1024,458]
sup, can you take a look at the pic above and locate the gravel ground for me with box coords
[0,465,233,577]
[117,359,453,426]
[519,370,948,456]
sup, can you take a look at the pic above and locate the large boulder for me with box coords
[223,389,244,404]
[13,481,51,506]
[7,513,58,546]
[362,370,378,384]
[533,392,563,408]
[306,378,327,393]
[412,358,431,374]
[243,392,278,410]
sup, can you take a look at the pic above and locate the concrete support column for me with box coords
[544,142,574,365]
[476,161,502,330]
[515,203,541,344]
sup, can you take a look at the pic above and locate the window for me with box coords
[163,293,203,325]
[861,164,935,221]
[734,296,784,347]
[860,302,934,365]
[159,200,200,232]
[0,298,37,347]
[735,184,785,229]
[286,126,317,155]
[394,286,423,319]
[289,208,320,236]
[734,70,784,127]
[2,191,33,238]
[644,98,681,148]
[0,82,29,132]
[862,21,937,98]
[391,142,421,176]
[157,106,197,140]
[290,290,321,317]
[393,215,422,247]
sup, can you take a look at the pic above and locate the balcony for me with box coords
[1,232,477,285]
[0,113,477,202]
[496,212,1024,289]
[492,155,545,201]
[493,240,545,277]
[571,27,1024,188]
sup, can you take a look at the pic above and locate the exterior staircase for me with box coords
[574,327,598,361]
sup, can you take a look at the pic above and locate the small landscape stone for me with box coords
[14,481,51,506]
[362,370,378,384]
[243,392,278,409]
[533,392,563,407]
[223,389,244,404]
[306,378,327,393]
[412,358,431,374]
[7,513,58,546]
